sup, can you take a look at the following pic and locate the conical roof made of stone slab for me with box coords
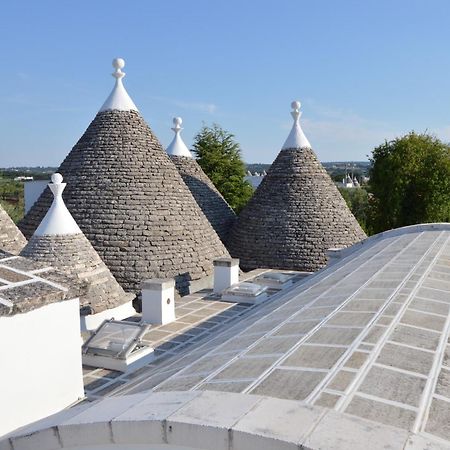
[170,155,236,244]
[0,204,27,255]
[227,147,367,272]
[20,233,134,315]
[19,110,230,295]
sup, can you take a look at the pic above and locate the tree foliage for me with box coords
[192,124,254,213]
[368,132,450,233]
[0,179,24,223]
[338,187,370,234]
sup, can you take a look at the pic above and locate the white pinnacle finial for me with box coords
[282,100,311,150]
[51,173,63,184]
[166,116,193,158]
[34,173,82,236]
[99,57,138,112]
[172,117,183,132]
[112,58,126,79]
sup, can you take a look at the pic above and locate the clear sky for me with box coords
[1,0,450,166]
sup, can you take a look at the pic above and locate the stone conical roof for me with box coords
[228,101,367,272]
[166,117,236,243]
[19,59,229,295]
[0,203,26,254]
[20,174,133,315]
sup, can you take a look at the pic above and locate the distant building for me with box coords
[13,176,33,181]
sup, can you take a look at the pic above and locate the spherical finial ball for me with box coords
[51,173,63,184]
[291,100,301,110]
[173,117,183,126]
[112,58,125,69]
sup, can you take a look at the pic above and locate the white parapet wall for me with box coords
[80,300,137,332]
[0,298,84,438]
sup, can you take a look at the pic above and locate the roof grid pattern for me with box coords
[104,227,450,442]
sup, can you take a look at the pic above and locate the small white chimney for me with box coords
[141,278,176,325]
[213,258,239,294]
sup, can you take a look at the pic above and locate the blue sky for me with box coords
[1,0,450,166]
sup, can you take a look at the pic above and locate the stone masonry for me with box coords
[170,155,236,244]
[0,204,27,255]
[228,147,367,271]
[19,110,230,295]
[21,233,133,315]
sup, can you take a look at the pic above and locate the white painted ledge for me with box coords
[3,390,445,450]
[80,301,136,332]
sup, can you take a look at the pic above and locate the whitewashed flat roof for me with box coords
[3,223,450,449]
[107,224,450,445]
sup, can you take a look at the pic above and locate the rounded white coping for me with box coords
[166,117,193,158]
[34,174,82,236]
[99,58,138,113]
[3,390,443,450]
[336,222,450,260]
[282,100,311,150]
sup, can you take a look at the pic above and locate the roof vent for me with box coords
[82,319,154,372]
[221,282,268,305]
[254,271,297,289]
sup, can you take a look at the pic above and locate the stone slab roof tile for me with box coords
[170,155,236,244]
[228,102,366,272]
[19,110,230,296]
[0,204,26,255]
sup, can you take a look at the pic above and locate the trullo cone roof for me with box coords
[0,203,27,255]
[166,117,236,244]
[20,174,133,315]
[19,59,229,295]
[228,101,366,272]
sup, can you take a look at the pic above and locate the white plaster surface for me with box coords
[232,396,325,450]
[80,300,136,331]
[112,391,201,445]
[282,100,311,150]
[213,263,239,294]
[34,176,81,236]
[303,409,409,450]
[99,59,138,112]
[166,118,192,158]
[165,391,262,450]
[4,390,449,450]
[141,282,175,325]
[0,298,84,437]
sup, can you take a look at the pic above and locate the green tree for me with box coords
[368,132,450,233]
[338,187,370,234]
[192,124,254,213]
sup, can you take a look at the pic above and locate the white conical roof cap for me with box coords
[99,58,138,112]
[166,117,193,158]
[34,174,82,236]
[282,101,311,150]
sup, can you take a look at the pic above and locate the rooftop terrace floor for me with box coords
[82,225,450,445]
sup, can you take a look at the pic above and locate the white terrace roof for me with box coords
[109,223,449,446]
[3,224,450,449]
